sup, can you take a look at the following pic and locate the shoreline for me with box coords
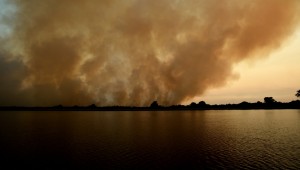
[1,106,300,112]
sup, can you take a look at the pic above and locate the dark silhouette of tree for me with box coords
[198,101,206,106]
[239,101,250,105]
[190,102,197,107]
[88,104,96,108]
[296,90,300,98]
[264,97,276,104]
[150,101,159,108]
[197,101,207,108]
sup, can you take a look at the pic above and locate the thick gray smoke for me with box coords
[0,0,299,106]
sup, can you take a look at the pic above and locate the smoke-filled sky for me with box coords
[0,0,300,106]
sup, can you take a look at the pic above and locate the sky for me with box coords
[0,0,300,106]
[197,28,300,104]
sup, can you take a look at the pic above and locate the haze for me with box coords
[0,0,299,106]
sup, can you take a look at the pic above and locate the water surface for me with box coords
[0,110,300,169]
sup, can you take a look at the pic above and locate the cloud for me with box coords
[0,0,299,106]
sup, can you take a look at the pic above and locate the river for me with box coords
[0,110,299,169]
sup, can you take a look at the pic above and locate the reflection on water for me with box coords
[0,110,300,169]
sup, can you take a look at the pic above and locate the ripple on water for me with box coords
[0,110,299,169]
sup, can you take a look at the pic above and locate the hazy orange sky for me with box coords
[195,28,300,104]
[0,0,299,106]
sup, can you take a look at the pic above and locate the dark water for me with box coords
[0,110,300,169]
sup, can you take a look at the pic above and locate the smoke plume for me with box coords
[0,0,299,106]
